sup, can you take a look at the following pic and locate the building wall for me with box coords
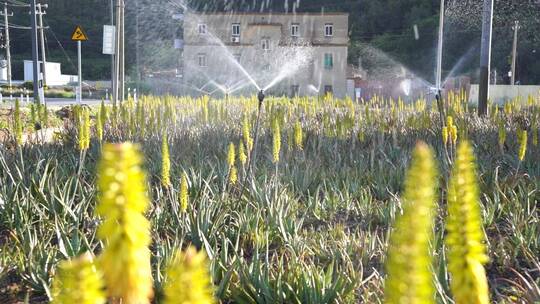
[469,84,540,105]
[23,60,78,86]
[183,12,349,97]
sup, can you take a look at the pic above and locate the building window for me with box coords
[291,23,299,37]
[325,23,333,37]
[198,53,207,67]
[198,23,207,35]
[324,85,333,94]
[261,38,270,51]
[232,23,241,36]
[263,64,271,71]
[324,53,334,69]
[234,53,241,62]
[291,85,300,96]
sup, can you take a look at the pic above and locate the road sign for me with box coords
[103,25,115,54]
[71,25,88,41]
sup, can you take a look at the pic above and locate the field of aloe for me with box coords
[0,92,539,303]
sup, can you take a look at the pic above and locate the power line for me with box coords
[43,19,77,72]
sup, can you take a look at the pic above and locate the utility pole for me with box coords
[77,40,82,104]
[37,3,47,88]
[435,0,445,91]
[110,0,115,102]
[511,20,520,86]
[119,0,125,103]
[435,0,446,122]
[30,0,40,104]
[111,0,125,104]
[1,3,13,91]
[113,0,122,104]
[135,0,140,89]
[478,0,494,117]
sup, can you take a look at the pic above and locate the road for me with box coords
[43,98,105,106]
[1,97,106,107]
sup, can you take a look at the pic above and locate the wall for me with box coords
[469,85,540,105]
[23,60,78,86]
[183,12,349,98]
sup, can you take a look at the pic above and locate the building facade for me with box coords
[182,12,349,97]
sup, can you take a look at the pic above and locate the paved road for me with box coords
[1,98,106,107]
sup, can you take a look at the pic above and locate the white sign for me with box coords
[103,25,116,55]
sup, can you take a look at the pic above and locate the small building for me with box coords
[24,60,78,86]
[182,12,349,98]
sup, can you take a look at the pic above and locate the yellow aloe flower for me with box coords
[446,141,489,304]
[96,110,103,143]
[162,132,172,187]
[384,142,438,304]
[180,172,189,213]
[96,143,153,304]
[518,129,527,161]
[229,166,238,184]
[272,117,281,163]
[446,115,453,128]
[498,122,506,148]
[242,115,253,152]
[451,125,458,145]
[163,246,215,304]
[238,142,247,167]
[442,126,449,146]
[51,253,105,304]
[227,142,236,169]
[294,121,303,150]
[13,98,23,145]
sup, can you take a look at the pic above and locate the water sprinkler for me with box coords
[257,90,265,105]
[435,88,445,127]
[239,90,265,199]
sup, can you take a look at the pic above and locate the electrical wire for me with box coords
[44,19,77,72]
[0,22,31,29]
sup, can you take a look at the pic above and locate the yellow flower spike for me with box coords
[163,246,216,304]
[446,141,489,304]
[179,172,189,213]
[100,100,108,124]
[96,111,103,143]
[241,115,252,151]
[78,108,91,150]
[229,165,238,185]
[518,129,527,161]
[272,117,281,163]
[13,98,23,145]
[97,143,153,304]
[442,126,449,146]
[384,142,438,304]
[162,132,172,187]
[227,142,236,169]
[446,115,453,128]
[227,143,237,185]
[294,120,303,150]
[498,127,506,151]
[238,141,247,167]
[451,125,458,145]
[51,253,105,304]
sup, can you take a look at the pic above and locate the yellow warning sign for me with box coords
[71,25,88,41]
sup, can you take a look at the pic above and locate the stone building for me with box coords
[182,12,349,97]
